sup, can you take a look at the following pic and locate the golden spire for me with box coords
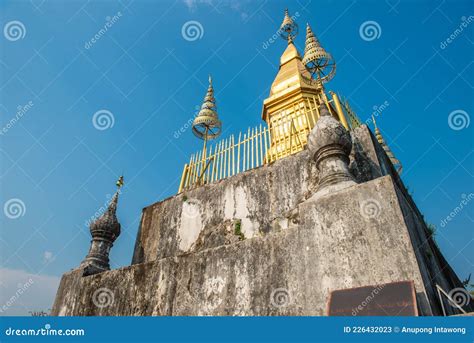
[263,10,319,121]
[303,23,321,49]
[267,15,315,98]
[279,8,298,43]
[372,115,402,174]
[302,23,336,83]
[282,9,291,25]
[192,75,222,140]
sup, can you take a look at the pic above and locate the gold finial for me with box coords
[302,23,336,83]
[372,115,383,136]
[372,115,384,141]
[372,115,378,129]
[192,75,222,141]
[116,175,124,189]
[279,8,298,42]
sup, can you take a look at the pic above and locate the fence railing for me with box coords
[339,96,362,129]
[178,92,361,193]
[179,114,313,192]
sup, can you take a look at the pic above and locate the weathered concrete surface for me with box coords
[52,124,471,316]
[131,125,383,265]
[53,176,445,316]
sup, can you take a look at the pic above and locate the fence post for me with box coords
[243,132,247,171]
[178,164,188,193]
[330,91,349,130]
[219,140,224,180]
[237,132,241,174]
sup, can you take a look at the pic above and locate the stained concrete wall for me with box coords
[131,125,383,264]
[54,176,434,316]
[52,125,469,316]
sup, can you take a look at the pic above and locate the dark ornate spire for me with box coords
[308,104,356,196]
[89,191,120,239]
[81,176,123,276]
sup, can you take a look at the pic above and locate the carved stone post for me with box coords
[307,104,356,197]
[81,190,121,276]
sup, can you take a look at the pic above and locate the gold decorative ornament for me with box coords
[192,75,222,141]
[279,8,298,42]
[302,23,336,83]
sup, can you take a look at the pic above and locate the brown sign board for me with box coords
[327,280,418,316]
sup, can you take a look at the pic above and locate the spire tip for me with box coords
[279,8,298,42]
[116,175,124,189]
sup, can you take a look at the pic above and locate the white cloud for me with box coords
[183,0,214,11]
[42,251,54,264]
[183,0,249,19]
[0,268,60,316]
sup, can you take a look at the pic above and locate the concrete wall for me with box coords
[131,125,383,264]
[52,125,469,316]
[53,176,433,316]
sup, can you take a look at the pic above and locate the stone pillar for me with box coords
[308,103,356,197]
[81,191,121,276]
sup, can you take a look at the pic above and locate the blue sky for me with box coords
[0,0,472,315]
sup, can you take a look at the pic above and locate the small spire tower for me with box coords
[302,23,336,84]
[192,75,221,143]
[81,176,123,276]
[191,76,222,184]
[308,103,356,196]
[372,116,403,173]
